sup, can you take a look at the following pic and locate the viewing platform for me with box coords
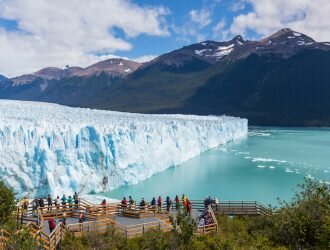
[0,199,271,250]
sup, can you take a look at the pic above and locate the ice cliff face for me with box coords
[0,100,247,197]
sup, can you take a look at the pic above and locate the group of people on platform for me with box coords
[198,207,215,227]
[120,194,193,215]
[204,196,219,208]
[20,192,80,215]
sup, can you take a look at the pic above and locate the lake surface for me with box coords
[103,127,330,206]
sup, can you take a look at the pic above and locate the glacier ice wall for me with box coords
[0,100,247,197]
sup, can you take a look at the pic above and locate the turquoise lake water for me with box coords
[104,127,330,206]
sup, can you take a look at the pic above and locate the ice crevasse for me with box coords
[0,100,248,197]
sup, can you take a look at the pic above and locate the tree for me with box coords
[271,178,330,249]
[0,180,16,227]
[8,226,39,250]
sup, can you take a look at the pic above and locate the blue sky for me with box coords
[0,0,329,76]
[116,0,254,59]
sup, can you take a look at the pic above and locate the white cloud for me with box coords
[189,8,212,27]
[132,54,158,63]
[212,19,226,39]
[0,0,169,77]
[230,0,247,12]
[229,0,330,41]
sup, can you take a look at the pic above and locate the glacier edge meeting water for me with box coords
[0,100,247,197]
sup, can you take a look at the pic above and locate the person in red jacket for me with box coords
[48,217,56,233]
[175,195,180,210]
[121,197,127,210]
[101,199,107,214]
[157,196,162,213]
[187,199,192,216]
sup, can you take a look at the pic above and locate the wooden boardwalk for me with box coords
[0,198,270,250]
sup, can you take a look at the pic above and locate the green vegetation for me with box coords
[59,178,330,250]
[0,178,329,249]
[0,180,16,228]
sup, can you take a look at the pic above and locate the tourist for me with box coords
[60,213,67,226]
[48,217,56,233]
[55,196,60,210]
[47,194,52,211]
[157,196,162,213]
[21,196,30,214]
[151,197,156,211]
[204,197,208,208]
[183,196,188,211]
[61,194,67,208]
[68,196,73,208]
[175,195,180,210]
[129,196,135,210]
[187,199,192,216]
[73,192,79,207]
[166,196,171,213]
[182,194,187,204]
[121,197,127,210]
[79,212,86,223]
[140,198,146,212]
[101,199,107,214]
[32,197,39,215]
[39,198,45,212]
[198,217,205,227]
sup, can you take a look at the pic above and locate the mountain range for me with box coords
[1,28,330,126]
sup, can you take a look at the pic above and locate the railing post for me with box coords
[143,224,145,234]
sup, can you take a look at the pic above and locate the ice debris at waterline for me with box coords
[0,100,247,197]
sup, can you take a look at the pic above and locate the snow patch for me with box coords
[293,32,301,37]
[124,69,131,73]
[194,49,207,56]
[212,48,233,58]
[218,44,235,51]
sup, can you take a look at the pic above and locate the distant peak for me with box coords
[232,35,244,41]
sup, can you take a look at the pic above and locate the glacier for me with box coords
[0,100,248,198]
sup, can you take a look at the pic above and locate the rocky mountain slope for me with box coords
[1,28,330,126]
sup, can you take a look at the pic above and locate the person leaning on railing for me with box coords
[20,196,30,215]
[32,197,39,216]
[73,192,79,208]
[121,197,127,211]
[139,198,147,212]
[47,194,52,211]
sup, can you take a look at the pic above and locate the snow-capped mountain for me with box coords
[148,28,330,68]
[10,59,141,85]
[1,28,330,126]
[0,100,247,197]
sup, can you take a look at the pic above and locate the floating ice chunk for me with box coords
[252,158,287,163]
